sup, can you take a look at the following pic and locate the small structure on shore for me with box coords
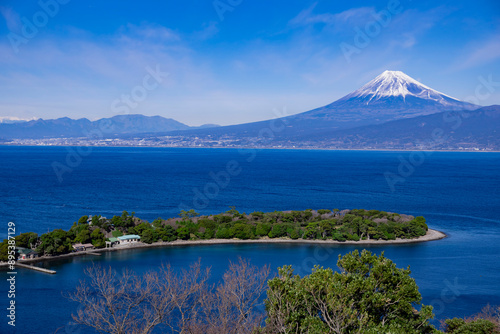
[106,237,120,248]
[72,243,95,252]
[16,247,39,260]
[117,235,141,245]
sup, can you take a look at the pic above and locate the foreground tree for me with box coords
[264,250,435,334]
[67,258,269,334]
[443,304,500,334]
[190,258,270,333]
[66,251,499,334]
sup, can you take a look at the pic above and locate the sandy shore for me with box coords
[0,228,446,268]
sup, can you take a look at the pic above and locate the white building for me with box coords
[117,235,141,245]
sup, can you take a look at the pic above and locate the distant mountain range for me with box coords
[158,71,481,141]
[302,105,500,149]
[1,71,498,150]
[0,114,219,140]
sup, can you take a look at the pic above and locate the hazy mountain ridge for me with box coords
[137,105,498,150]
[300,105,500,149]
[0,114,218,140]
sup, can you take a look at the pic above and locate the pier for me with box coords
[16,263,57,274]
[86,252,102,256]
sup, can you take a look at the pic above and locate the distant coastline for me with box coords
[0,143,498,153]
[0,228,446,269]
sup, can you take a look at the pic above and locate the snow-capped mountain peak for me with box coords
[344,70,459,105]
[298,70,479,126]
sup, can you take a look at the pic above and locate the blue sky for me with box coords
[0,0,499,125]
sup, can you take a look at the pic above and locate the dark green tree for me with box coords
[14,232,38,249]
[444,318,497,334]
[134,223,153,236]
[77,215,89,225]
[226,206,240,216]
[152,218,163,229]
[90,228,106,248]
[215,227,231,239]
[75,227,91,244]
[141,229,158,244]
[230,223,254,239]
[176,226,191,240]
[265,250,435,334]
[157,226,177,242]
[268,224,286,238]
[179,209,199,220]
[255,223,271,237]
[111,215,133,229]
[0,240,10,261]
[36,229,73,255]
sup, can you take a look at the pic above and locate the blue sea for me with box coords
[0,146,499,333]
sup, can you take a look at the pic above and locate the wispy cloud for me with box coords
[0,22,222,122]
[193,21,219,40]
[275,4,455,87]
[452,33,500,70]
[386,6,452,49]
[289,3,452,51]
[289,3,375,31]
[121,23,181,42]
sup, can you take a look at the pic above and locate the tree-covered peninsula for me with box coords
[0,208,430,261]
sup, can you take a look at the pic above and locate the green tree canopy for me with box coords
[36,229,73,255]
[75,228,91,244]
[444,318,497,334]
[265,250,435,334]
[157,226,177,242]
[90,228,106,248]
[176,226,191,240]
[179,209,199,219]
[141,229,158,244]
[77,215,89,225]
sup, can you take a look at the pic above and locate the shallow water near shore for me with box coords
[0,146,499,333]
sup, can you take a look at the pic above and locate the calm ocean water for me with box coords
[0,146,499,333]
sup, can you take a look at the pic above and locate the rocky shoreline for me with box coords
[0,228,446,269]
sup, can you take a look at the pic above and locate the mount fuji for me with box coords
[162,70,480,140]
[292,70,478,128]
